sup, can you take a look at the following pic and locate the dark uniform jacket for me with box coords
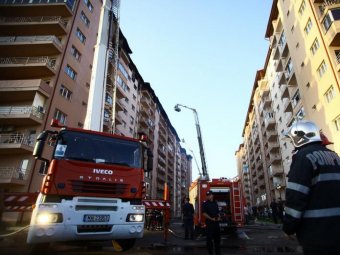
[202,200,219,224]
[283,142,340,251]
[183,202,194,219]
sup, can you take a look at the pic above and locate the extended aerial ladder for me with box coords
[174,104,209,180]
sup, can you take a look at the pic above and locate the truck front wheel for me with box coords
[112,238,136,252]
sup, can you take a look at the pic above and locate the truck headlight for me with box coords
[126,214,144,222]
[36,213,63,224]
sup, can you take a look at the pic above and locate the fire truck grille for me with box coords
[77,224,113,233]
[70,180,129,195]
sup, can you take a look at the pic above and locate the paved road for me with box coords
[0,221,302,254]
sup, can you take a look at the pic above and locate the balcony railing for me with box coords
[0,105,44,119]
[0,0,76,11]
[0,16,68,28]
[0,132,35,146]
[0,35,62,49]
[0,166,30,182]
[0,56,57,69]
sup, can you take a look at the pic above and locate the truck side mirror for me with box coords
[33,132,48,159]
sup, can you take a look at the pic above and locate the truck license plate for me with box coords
[83,214,110,222]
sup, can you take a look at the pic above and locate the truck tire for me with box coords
[113,238,136,252]
[28,243,49,255]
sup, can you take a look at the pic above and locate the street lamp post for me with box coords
[174,104,209,180]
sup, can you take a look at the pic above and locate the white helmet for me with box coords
[284,120,322,148]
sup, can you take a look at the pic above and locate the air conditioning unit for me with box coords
[37,106,45,113]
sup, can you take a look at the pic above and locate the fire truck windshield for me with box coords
[53,130,142,168]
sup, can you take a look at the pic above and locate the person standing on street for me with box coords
[283,120,340,255]
[182,197,195,240]
[270,199,278,224]
[202,190,221,255]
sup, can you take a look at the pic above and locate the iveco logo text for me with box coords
[93,169,113,175]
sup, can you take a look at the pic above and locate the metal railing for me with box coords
[0,35,62,48]
[0,0,75,11]
[0,132,35,146]
[0,105,44,119]
[0,56,57,70]
[0,166,30,181]
[0,16,68,28]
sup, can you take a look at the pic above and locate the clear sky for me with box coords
[120,1,273,180]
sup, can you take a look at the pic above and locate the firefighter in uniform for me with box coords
[283,120,340,255]
[202,190,221,255]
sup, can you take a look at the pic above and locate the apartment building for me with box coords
[0,1,192,220]
[138,82,192,216]
[0,0,103,196]
[236,0,340,208]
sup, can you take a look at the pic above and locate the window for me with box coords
[310,38,320,55]
[278,31,286,49]
[84,0,93,12]
[60,85,72,100]
[71,45,81,61]
[131,105,135,111]
[298,0,306,16]
[325,85,336,103]
[292,90,301,107]
[129,128,133,134]
[117,75,129,92]
[118,62,130,80]
[133,94,136,100]
[296,107,305,120]
[125,98,129,104]
[123,108,127,115]
[76,28,86,44]
[322,13,332,31]
[285,58,294,79]
[65,65,77,80]
[122,120,126,128]
[130,116,134,125]
[54,109,67,124]
[317,61,327,78]
[334,115,340,131]
[106,94,113,105]
[304,19,313,34]
[80,11,90,27]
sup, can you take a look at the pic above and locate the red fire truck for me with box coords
[189,177,244,234]
[26,119,153,252]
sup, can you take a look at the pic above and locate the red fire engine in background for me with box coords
[189,177,244,234]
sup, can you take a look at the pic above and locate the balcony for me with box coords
[271,165,284,177]
[264,116,276,130]
[114,112,123,125]
[267,129,278,142]
[0,16,68,36]
[0,79,52,102]
[280,84,289,99]
[0,0,75,17]
[283,98,293,113]
[0,133,34,154]
[262,95,272,109]
[0,105,45,125]
[0,35,63,57]
[286,71,297,86]
[268,140,280,153]
[270,153,282,165]
[116,84,125,99]
[324,17,340,46]
[140,96,151,108]
[0,165,30,184]
[0,56,57,79]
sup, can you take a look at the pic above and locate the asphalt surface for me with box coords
[0,219,303,254]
